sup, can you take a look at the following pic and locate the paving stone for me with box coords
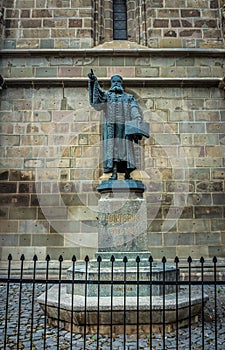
[0,284,225,349]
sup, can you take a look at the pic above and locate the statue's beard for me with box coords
[109,86,124,93]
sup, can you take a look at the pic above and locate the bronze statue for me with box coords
[88,70,149,180]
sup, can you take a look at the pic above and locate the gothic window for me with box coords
[113,0,127,40]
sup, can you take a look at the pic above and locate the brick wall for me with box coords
[142,84,225,258]
[0,83,100,260]
[1,50,225,261]
[2,0,93,49]
[0,0,224,49]
[143,0,223,48]
[0,0,225,262]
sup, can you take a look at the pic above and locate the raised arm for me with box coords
[88,70,107,111]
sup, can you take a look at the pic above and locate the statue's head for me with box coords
[109,75,124,93]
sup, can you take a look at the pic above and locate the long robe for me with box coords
[88,79,142,174]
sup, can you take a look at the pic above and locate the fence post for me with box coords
[136,255,140,349]
[110,255,115,350]
[30,255,38,350]
[187,255,192,350]
[200,256,205,350]
[57,255,63,349]
[213,256,218,350]
[43,254,50,349]
[149,255,153,349]
[162,256,167,350]
[17,254,25,350]
[123,256,128,350]
[70,255,76,350]
[174,256,179,349]
[4,254,12,349]
[97,255,102,349]
[84,255,89,349]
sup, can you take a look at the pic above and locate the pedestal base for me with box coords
[38,284,207,335]
[97,181,147,251]
[37,252,208,334]
[97,179,146,193]
[67,252,177,297]
[37,180,209,334]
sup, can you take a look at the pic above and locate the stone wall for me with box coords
[0,0,225,262]
[145,0,223,48]
[0,0,224,49]
[2,0,93,49]
[1,49,225,261]
[143,84,225,259]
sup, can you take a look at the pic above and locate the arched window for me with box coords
[93,0,148,46]
[113,0,127,40]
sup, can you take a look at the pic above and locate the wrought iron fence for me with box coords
[0,254,225,350]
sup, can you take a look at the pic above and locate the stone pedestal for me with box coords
[97,180,147,251]
[38,179,208,334]
[67,251,178,297]
[38,285,207,334]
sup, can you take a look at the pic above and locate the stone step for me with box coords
[95,251,152,261]
[67,261,178,297]
[93,251,158,268]
[92,252,151,268]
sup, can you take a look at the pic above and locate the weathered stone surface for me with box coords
[212,193,225,205]
[0,182,17,193]
[1,0,222,49]
[0,0,225,261]
[0,220,18,232]
[0,170,9,180]
[32,233,64,246]
[0,194,30,207]
[67,254,177,297]
[0,234,19,246]
[38,284,208,333]
[9,207,36,220]
[196,181,223,192]
[195,206,223,218]
[98,187,147,252]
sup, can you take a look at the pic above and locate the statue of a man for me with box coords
[88,71,144,180]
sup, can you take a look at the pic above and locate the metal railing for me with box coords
[0,254,225,350]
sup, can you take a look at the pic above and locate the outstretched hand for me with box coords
[88,69,97,81]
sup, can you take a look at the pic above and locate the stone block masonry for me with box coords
[0,74,225,260]
[0,0,225,262]
[1,53,225,81]
[0,0,224,49]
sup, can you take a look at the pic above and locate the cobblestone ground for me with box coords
[0,283,224,349]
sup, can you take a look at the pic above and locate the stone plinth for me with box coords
[38,284,208,334]
[67,252,178,297]
[37,179,209,334]
[97,180,147,251]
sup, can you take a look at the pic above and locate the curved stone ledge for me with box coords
[37,284,208,334]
